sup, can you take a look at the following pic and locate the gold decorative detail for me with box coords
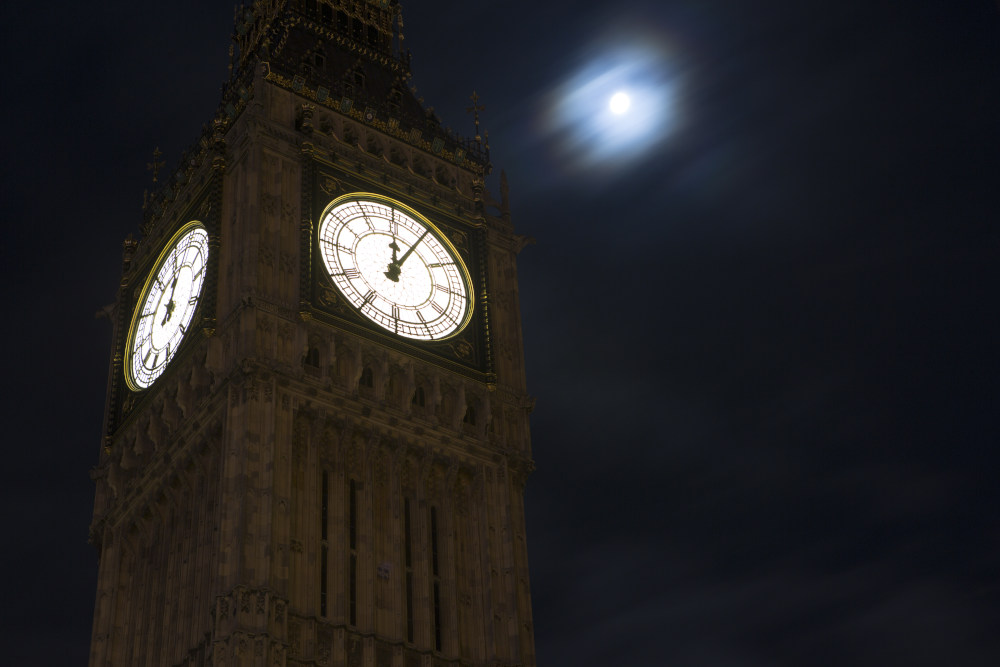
[448,228,469,252]
[319,177,341,196]
[263,69,486,176]
[448,340,473,360]
[317,286,348,313]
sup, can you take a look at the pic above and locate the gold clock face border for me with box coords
[317,192,475,342]
[123,220,208,392]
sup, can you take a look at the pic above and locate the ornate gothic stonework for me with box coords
[90,2,536,666]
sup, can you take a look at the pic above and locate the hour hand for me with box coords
[384,241,401,282]
[384,262,401,281]
[160,300,176,326]
[161,276,178,325]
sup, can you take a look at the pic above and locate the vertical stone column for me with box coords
[373,448,394,637]
[192,448,222,662]
[357,434,375,635]
[473,468,495,663]
[439,464,460,657]
[272,392,297,606]
[88,524,119,666]
[326,420,348,629]
[493,463,519,661]
[511,464,537,667]
[387,449,405,646]
[411,455,431,652]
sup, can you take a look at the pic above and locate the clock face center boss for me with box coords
[318,194,472,341]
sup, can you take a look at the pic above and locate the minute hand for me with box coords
[396,230,429,267]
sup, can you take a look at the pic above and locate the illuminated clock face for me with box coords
[318,195,472,340]
[125,222,209,390]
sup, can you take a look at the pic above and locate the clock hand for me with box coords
[397,230,429,266]
[384,239,401,281]
[384,230,429,282]
[161,276,178,326]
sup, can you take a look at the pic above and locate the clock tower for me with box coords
[88,2,537,666]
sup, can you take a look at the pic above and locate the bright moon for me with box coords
[545,38,679,170]
[609,91,631,115]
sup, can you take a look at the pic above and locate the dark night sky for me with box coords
[2,1,998,664]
